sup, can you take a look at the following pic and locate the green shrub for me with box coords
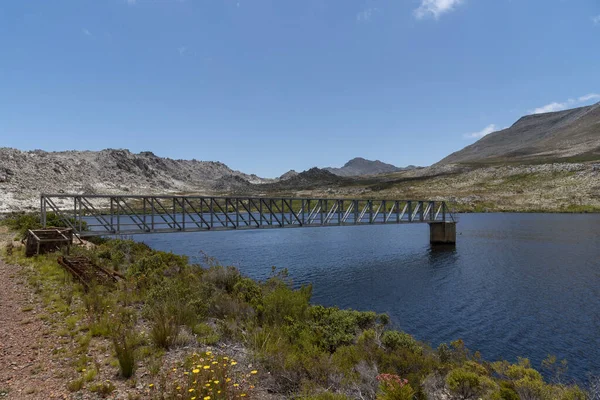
[1,212,86,239]
[262,284,312,325]
[148,304,179,349]
[111,323,137,378]
[89,381,116,396]
[192,322,220,345]
[446,367,496,399]
[381,330,421,354]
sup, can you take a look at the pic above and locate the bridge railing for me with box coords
[40,194,456,237]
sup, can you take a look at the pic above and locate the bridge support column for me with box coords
[428,222,456,245]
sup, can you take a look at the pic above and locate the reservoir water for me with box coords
[133,213,600,383]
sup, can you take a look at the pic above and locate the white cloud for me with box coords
[464,124,497,139]
[357,8,379,22]
[592,15,600,25]
[578,93,600,102]
[126,0,136,5]
[82,28,92,36]
[178,46,187,56]
[530,93,600,114]
[531,101,571,114]
[414,0,464,20]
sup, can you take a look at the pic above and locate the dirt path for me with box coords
[0,259,70,399]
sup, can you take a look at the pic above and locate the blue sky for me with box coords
[1,0,599,177]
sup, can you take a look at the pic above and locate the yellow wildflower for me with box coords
[189,388,195,392]
[205,383,211,387]
[204,397,211,400]
[231,361,238,366]
[241,394,247,397]
[149,384,154,388]
[176,386,181,390]
[212,361,218,365]
[203,366,210,370]
[233,383,239,387]
[226,378,232,382]
[250,370,258,374]
[193,369,200,374]
[206,351,212,355]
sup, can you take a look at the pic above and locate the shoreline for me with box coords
[0,215,594,399]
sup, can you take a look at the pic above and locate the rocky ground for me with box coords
[0,148,272,213]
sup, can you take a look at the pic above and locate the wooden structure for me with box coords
[25,228,73,257]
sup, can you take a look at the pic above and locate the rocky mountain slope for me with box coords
[0,148,271,212]
[439,102,600,165]
[324,157,415,176]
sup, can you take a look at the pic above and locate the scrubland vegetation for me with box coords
[0,213,594,399]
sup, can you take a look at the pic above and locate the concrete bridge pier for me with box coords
[429,222,456,245]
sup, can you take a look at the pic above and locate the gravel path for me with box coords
[0,259,70,399]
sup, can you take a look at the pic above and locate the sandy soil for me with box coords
[0,258,71,399]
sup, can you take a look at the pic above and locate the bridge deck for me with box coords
[41,194,456,237]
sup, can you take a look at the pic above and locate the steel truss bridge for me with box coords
[40,194,456,240]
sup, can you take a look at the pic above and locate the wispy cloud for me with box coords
[530,93,600,114]
[531,101,571,114]
[578,93,600,102]
[82,28,92,37]
[356,8,379,23]
[126,0,137,5]
[592,15,600,25]
[464,124,498,139]
[414,0,464,20]
[178,46,187,56]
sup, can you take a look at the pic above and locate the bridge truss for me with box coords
[40,194,456,237]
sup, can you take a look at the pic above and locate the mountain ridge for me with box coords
[324,157,416,177]
[439,102,600,165]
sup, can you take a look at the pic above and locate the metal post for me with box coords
[151,197,155,231]
[78,196,82,233]
[110,197,115,233]
[117,198,121,233]
[210,198,214,229]
[41,196,46,227]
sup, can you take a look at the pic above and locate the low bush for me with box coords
[148,304,179,350]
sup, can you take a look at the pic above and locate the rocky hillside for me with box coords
[324,157,415,176]
[0,148,272,212]
[439,102,600,165]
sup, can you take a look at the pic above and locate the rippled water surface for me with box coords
[136,213,600,382]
